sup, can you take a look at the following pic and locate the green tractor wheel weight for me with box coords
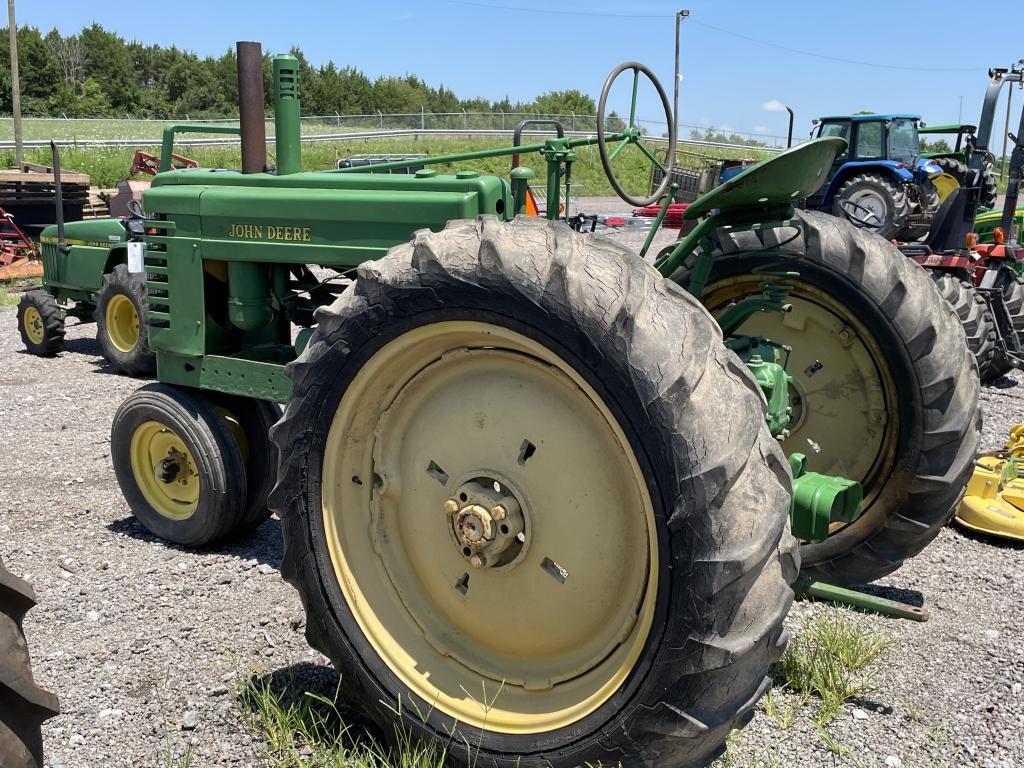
[789,452,863,543]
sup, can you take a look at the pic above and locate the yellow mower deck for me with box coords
[955,425,1024,541]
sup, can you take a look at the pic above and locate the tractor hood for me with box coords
[40,218,126,248]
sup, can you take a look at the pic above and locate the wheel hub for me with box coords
[156,447,190,485]
[445,479,526,568]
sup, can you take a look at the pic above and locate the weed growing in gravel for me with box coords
[773,610,892,725]
[709,731,786,768]
[238,670,448,768]
[152,680,197,768]
[760,686,807,729]
[815,724,851,757]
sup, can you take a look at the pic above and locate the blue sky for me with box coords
[20,0,1024,143]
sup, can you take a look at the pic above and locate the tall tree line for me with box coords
[0,23,596,118]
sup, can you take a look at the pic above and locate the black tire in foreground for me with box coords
[984,268,1024,381]
[0,555,60,767]
[16,290,65,357]
[832,172,909,240]
[205,392,282,533]
[929,271,996,377]
[111,383,247,547]
[672,210,980,586]
[95,263,155,377]
[270,216,798,768]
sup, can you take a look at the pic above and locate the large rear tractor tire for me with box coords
[832,173,909,240]
[929,271,996,377]
[16,290,64,357]
[983,268,1024,381]
[95,264,155,377]
[672,210,980,586]
[270,216,798,767]
[0,555,60,767]
[111,383,247,547]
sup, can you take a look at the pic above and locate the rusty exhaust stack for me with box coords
[236,41,266,174]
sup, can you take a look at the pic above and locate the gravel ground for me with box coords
[2,252,1023,767]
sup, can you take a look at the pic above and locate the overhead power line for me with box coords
[435,0,667,18]
[434,0,977,73]
[689,20,976,73]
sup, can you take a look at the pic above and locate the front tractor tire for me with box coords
[270,216,798,768]
[111,383,248,547]
[673,210,980,586]
[17,290,65,357]
[832,173,909,240]
[95,264,155,377]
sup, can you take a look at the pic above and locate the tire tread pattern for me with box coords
[270,216,797,767]
[0,556,59,768]
[672,210,980,586]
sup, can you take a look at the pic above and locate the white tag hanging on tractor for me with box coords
[127,241,144,274]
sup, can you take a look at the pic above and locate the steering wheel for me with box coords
[597,61,677,207]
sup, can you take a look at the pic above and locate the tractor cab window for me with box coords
[854,121,883,159]
[888,119,920,164]
[816,121,851,158]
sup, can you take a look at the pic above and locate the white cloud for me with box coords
[762,99,787,112]
[753,125,770,133]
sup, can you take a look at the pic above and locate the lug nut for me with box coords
[443,499,459,515]
[470,554,486,568]
[491,504,507,521]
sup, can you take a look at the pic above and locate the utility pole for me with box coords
[958,95,963,124]
[7,0,22,167]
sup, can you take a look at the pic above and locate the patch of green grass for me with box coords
[0,279,41,306]
[1,136,770,197]
[237,670,450,768]
[773,610,892,725]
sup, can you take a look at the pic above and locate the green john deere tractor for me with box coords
[16,204,156,377]
[85,42,978,767]
[16,125,241,376]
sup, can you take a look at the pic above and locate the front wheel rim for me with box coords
[321,321,658,734]
[23,306,45,344]
[129,421,200,520]
[105,294,140,353]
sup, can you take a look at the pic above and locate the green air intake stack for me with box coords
[274,54,302,175]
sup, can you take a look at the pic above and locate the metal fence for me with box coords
[0,111,790,150]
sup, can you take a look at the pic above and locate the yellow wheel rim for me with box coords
[322,321,657,734]
[23,306,45,345]
[703,278,899,509]
[129,421,200,520]
[105,294,140,353]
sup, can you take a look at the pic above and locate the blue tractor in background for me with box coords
[803,114,944,240]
